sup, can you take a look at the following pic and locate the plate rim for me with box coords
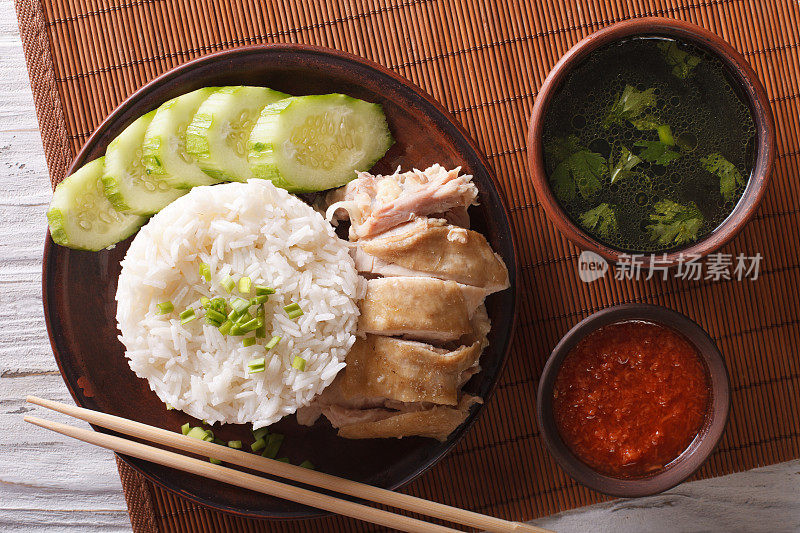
[41,42,520,520]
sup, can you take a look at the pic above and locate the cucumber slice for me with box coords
[248,94,393,192]
[185,86,288,181]
[102,111,186,215]
[47,158,146,251]
[142,88,220,188]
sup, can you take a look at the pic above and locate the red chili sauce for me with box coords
[552,320,710,478]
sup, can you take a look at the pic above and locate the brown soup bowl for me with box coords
[536,304,730,497]
[526,17,775,265]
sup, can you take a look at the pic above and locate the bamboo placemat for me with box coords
[16,0,800,530]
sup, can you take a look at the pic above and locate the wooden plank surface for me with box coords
[0,0,798,531]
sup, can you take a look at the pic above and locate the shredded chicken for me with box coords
[324,165,479,239]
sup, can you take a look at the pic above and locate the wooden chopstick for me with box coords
[26,396,550,533]
[25,415,460,533]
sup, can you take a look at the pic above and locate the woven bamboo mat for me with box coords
[15,0,800,531]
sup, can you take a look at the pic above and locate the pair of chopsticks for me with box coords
[25,396,552,533]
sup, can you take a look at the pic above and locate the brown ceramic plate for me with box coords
[42,45,517,519]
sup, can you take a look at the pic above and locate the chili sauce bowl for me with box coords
[536,303,730,497]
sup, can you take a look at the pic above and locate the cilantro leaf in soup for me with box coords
[629,114,661,131]
[646,199,704,246]
[550,161,576,203]
[544,134,582,164]
[580,203,618,238]
[568,150,606,199]
[658,40,702,79]
[550,150,606,202]
[603,85,657,128]
[634,140,682,166]
[701,152,746,201]
[609,145,641,184]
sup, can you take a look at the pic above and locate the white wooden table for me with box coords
[0,1,798,531]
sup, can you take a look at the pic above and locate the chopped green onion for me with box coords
[231,297,250,314]
[299,460,315,470]
[229,324,245,336]
[262,433,284,459]
[221,275,235,293]
[239,317,260,333]
[156,301,174,315]
[251,438,266,452]
[199,296,211,307]
[658,124,675,146]
[255,285,276,296]
[248,357,266,374]
[166,403,174,410]
[265,336,281,350]
[253,427,269,441]
[205,309,227,323]
[203,429,214,441]
[283,302,303,319]
[250,295,269,306]
[234,311,253,325]
[209,457,221,465]
[213,438,226,446]
[186,426,210,441]
[255,325,267,339]
[238,276,252,294]
[276,457,290,463]
[218,319,233,335]
[227,440,242,449]
[199,263,211,281]
[181,423,191,435]
[242,337,256,348]
[292,356,306,371]
[179,308,196,324]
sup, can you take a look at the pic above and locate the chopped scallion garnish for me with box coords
[199,263,211,281]
[255,325,267,339]
[231,297,250,314]
[227,440,242,449]
[181,423,191,435]
[242,337,256,348]
[213,438,226,446]
[248,357,266,374]
[156,301,174,315]
[205,309,227,324]
[253,427,269,441]
[186,426,209,441]
[250,295,268,306]
[284,302,303,319]
[251,438,266,452]
[229,324,245,336]
[265,336,281,350]
[239,317,260,333]
[292,356,306,371]
[200,296,211,307]
[299,460,315,470]
[209,457,221,465]
[165,403,174,410]
[221,275,235,293]
[262,433,284,459]
[218,319,233,335]
[276,457,290,463]
[179,308,196,324]
[238,276,252,294]
[255,285,276,296]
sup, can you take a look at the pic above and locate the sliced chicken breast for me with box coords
[352,217,509,292]
[358,277,487,342]
[337,394,482,441]
[325,164,478,239]
[339,334,483,406]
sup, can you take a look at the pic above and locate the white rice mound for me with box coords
[116,179,363,428]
